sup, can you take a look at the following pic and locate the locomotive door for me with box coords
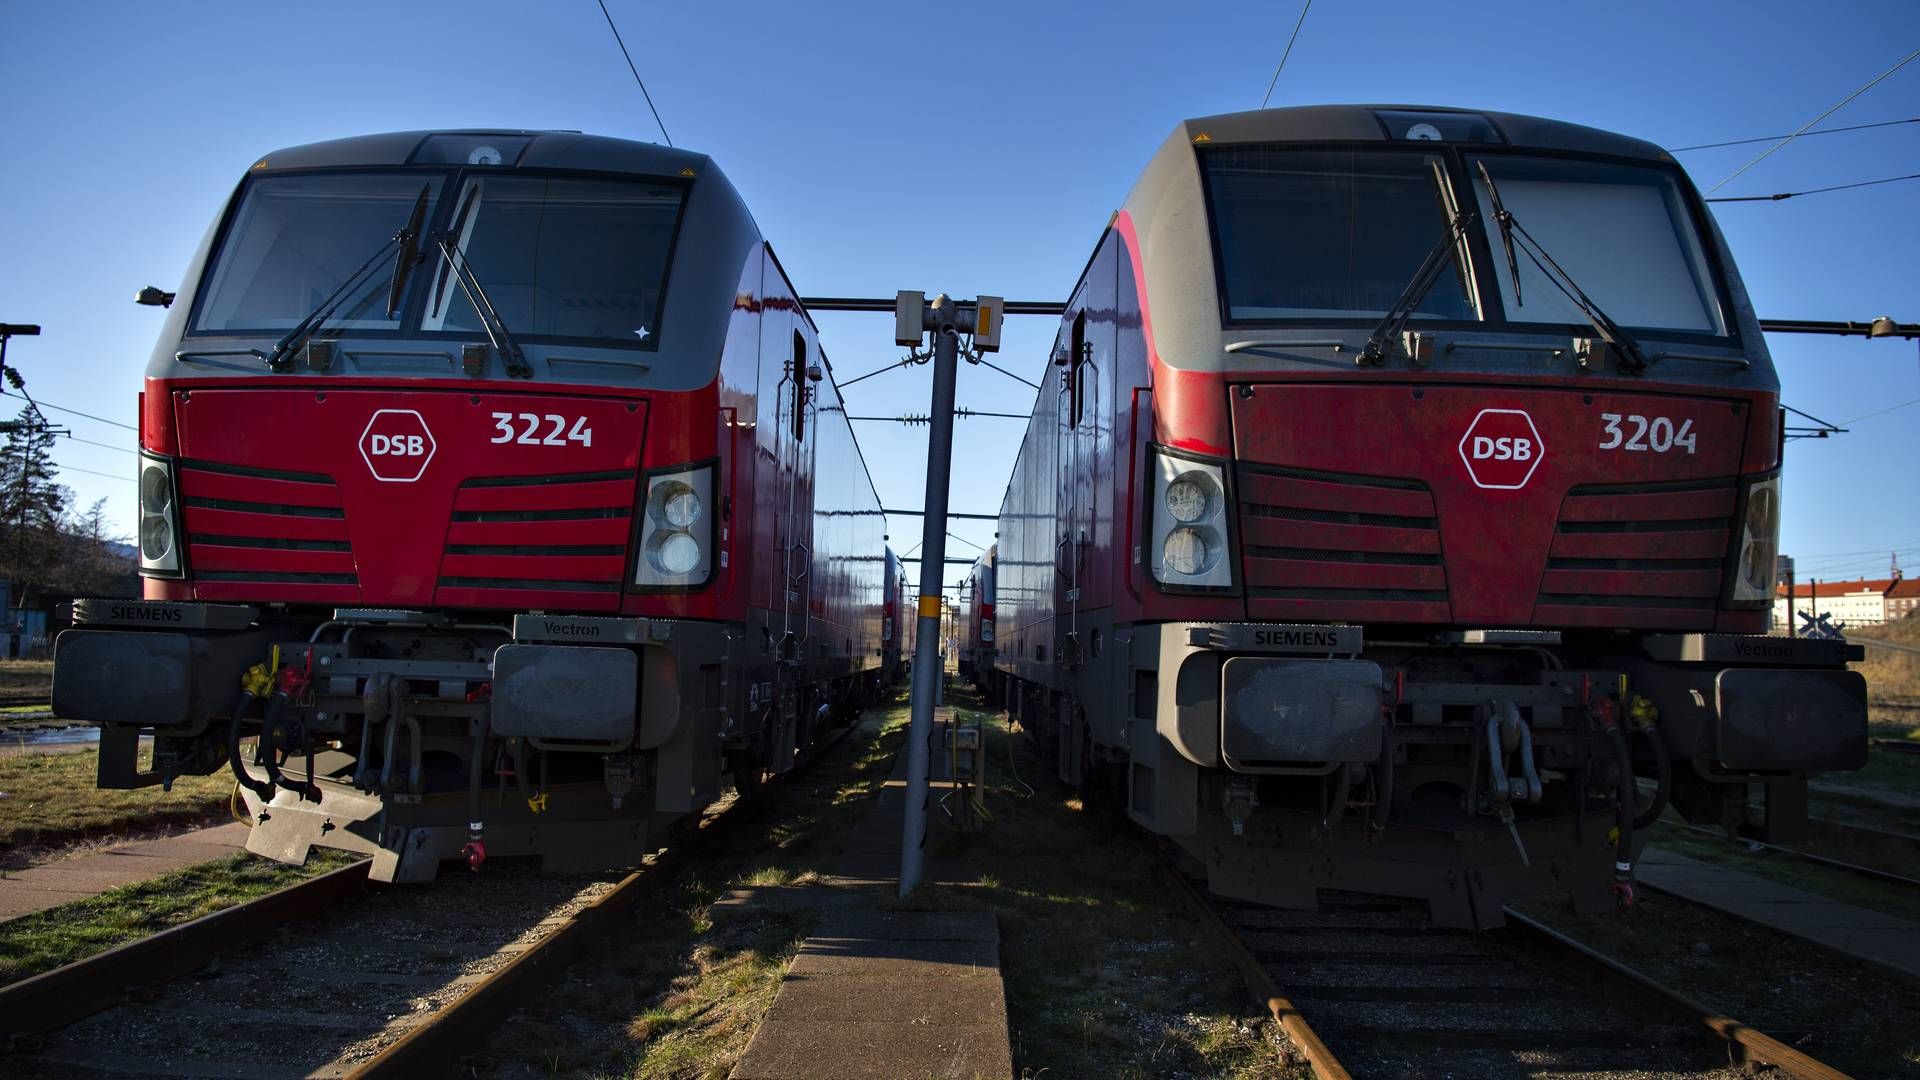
[769,325,817,773]
[1055,308,1090,668]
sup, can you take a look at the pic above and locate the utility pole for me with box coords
[896,291,1001,897]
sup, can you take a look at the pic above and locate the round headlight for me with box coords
[663,488,702,528]
[140,516,173,561]
[653,531,702,576]
[1165,475,1211,524]
[1163,527,1212,577]
[140,465,171,513]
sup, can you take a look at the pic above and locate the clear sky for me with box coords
[2,0,1915,595]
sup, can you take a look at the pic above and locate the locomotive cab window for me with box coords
[422,174,685,347]
[193,173,448,333]
[791,331,808,441]
[1201,148,1478,325]
[1467,155,1726,335]
[1067,311,1087,429]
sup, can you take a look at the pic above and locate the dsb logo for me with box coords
[1469,435,1534,461]
[358,409,438,483]
[369,434,427,457]
[1457,408,1545,490]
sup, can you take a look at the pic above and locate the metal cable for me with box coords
[1705,47,1920,194]
[1259,0,1312,109]
[594,0,672,147]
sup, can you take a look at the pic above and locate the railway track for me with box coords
[1673,818,1920,890]
[0,718,867,1079]
[1163,865,1852,1080]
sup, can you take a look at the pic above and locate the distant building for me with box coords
[1889,578,1920,621]
[1774,577,1907,631]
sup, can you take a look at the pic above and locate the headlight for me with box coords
[634,462,716,589]
[1727,472,1780,607]
[1149,447,1233,589]
[138,453,183,577]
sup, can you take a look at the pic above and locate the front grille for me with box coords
[434,470,638,602]
[1235,464,1449,622]
[179,461,359,596]
[1534,479,1734,628]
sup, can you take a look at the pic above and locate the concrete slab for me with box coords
[732,1018,1011,1080]
[760,972,1007,1022]
[0,822,251,922]
[1639,845,1920,980]
[728,713,1012,1079]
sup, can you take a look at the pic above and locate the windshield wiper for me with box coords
[265,184,430,373]
[1358,207,1478,365]
[386,184,432,318]
[430,233,533,378]
[1474,163,1649,375]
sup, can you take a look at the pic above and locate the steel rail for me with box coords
[1159,846,1853,1080]
[1156,860,1351,1080]
[0,857,372,1034]
[346,717,866,1077]
[1500,908,1854,1080]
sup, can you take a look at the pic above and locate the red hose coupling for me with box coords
[1611,879,1635,910]
[1590,694,1619,731]
[278,666,310,696]
[462,831,486,871]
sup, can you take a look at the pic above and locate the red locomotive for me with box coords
[957,546,997,686]
[992,106,1867,928]
[53,130,887,881]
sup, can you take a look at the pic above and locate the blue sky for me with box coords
[2,0,1915,593]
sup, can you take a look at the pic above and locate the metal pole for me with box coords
[900,297,963,898]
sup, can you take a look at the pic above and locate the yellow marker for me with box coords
[679,167,696,177]
[1192,132,1212,143]
[252,159,269,170]
[917,595,942,618]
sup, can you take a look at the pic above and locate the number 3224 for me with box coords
[1599,413,1695,455]
[490,412,593,447]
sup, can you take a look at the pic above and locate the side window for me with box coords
[1068,311,1088,429]
[791,330,808,442]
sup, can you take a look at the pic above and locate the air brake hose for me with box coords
[462,715,492,871]
[1632,726,1673,831]
[227,690,273,800]
[1603,720,1636,909]
[1370,744,1395,831]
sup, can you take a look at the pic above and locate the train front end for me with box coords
[52,131,769,881]
[1121,107,1867,927]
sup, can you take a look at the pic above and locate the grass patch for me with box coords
[0,747,232,855]
[0,849,358,987]
[903,692,1300,1079]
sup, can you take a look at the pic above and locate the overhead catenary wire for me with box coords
[1704,47,1920,195]
[60,433,136,455]
[52,461,127,482]
[1668,116,1918,152]
[593,0,672,147]
[1707,171,1920,203]
[15,398,136,432]
[1258,0,1312,110]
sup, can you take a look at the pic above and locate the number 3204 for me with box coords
[490,412,593,447]
[1599,413,1695,455]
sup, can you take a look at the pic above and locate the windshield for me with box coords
[1202,147,1478,323]
[193,173,444,334]
[1468,155,1725,335]
[422,175,684,347]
